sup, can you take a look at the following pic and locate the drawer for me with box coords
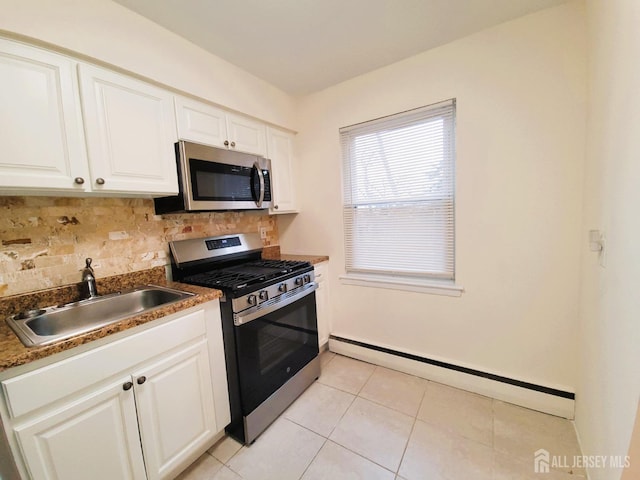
[2,309,205,419]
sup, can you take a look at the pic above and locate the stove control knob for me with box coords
[247,294,257,306]
[278,283,288,293]
[259,290,269,302]
[295,277,304,286]
[303,274,311,284]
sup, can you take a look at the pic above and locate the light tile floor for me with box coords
[177,352,584,480]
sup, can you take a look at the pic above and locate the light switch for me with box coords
[589,229,606,267]
[589,229,603,252]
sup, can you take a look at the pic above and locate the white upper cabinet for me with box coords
[225,113,267,156]
[0,37,298,198]
[174,96,228,148]
[0,39,90,193]
[267,127,298,213]
[78,64,179,195]
[175,96,267,156]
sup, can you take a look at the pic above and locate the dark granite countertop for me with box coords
[261,246,329,265]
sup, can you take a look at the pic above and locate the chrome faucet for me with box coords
[81,258,98,299]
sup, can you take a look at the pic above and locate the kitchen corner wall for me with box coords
[0,196,278,297]
[575,1,640,478]
[279,1,587,394]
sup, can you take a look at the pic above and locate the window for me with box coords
[341,99,456,287]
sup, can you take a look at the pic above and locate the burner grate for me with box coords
[182,259,312,290]
[244,259,311,271]
[184,271,259,289]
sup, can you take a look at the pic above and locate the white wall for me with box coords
[575,1,640,478]
[280,2,587,393]
[0,0,296,130]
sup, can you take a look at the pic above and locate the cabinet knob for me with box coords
[74,177,85,185]
[95,177,105,185]
[224,140,229,146]
[123,381,133,391]
[137,376,147,385]
[230,141,236,148]
[274,205,279,210]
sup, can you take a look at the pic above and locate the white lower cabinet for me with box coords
[1,302,229,480]
[134,340,216,480]
[315,262,331,348]
[15,376,146,480]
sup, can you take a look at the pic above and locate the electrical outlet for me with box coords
[259,227,267,240]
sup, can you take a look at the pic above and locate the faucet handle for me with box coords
[85,258,93,269]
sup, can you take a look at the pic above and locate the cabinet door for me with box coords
[134,340,217,480]
[78,63,179,195]
[315,262,330,347]
[226,113,267,155]
[0,39,89,192]
[14,377,146,480]
[175,96,228,148]
[267,127,298,213]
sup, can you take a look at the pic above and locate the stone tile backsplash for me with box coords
[0,196,278,297]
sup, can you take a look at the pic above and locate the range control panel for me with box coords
[205,236,241,250]
[231,270,315,314]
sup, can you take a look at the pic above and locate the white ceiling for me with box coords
[112,0,571,96]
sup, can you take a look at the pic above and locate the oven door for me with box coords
[233,287,319,415]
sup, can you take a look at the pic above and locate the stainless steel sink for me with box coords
[6,285,195,347]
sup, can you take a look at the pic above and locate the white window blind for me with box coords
[341,99,456,281]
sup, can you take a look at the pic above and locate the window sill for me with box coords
[339,273,464,297]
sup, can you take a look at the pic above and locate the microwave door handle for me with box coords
[253,162,265,207]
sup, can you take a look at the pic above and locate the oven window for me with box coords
[234,291,318,413]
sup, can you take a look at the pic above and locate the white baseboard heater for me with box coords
[329,335,575,419]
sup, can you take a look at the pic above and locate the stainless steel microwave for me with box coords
[154,141,272,213]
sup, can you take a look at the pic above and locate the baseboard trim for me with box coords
[329,335,575,419]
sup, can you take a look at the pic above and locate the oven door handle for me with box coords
[234,283,317,326]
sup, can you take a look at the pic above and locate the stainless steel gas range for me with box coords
[169,233,320,444]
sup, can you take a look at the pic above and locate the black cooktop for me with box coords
[183,259,311,292]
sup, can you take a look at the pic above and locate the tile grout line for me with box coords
[324,438,399,478]
[491,397,497,476]
[395,388,427,477]
[322,356,427,476]
[296,436,328,480]
[341,364,417,476]
[283,394,398,479]
[223,445,246,479]
[310,364,405,477]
